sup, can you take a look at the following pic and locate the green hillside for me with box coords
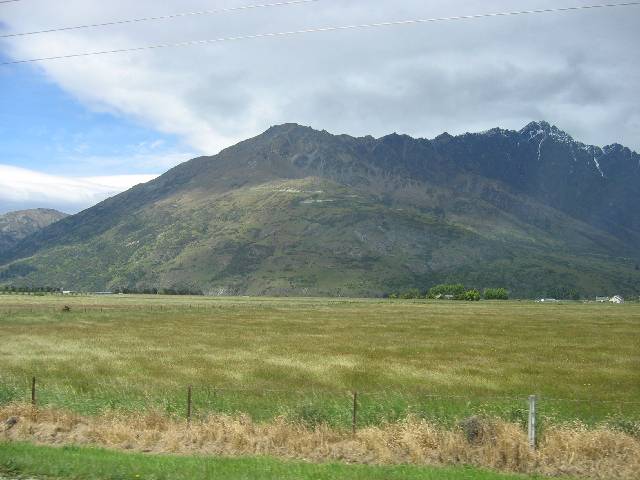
[1,123,638,298]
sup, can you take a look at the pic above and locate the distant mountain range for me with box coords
[0,209,68,252]
[1,121,638,298]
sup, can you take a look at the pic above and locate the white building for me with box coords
[609,295,624,304]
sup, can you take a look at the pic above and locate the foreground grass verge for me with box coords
[0,442,545,480]
[2,404,638,479]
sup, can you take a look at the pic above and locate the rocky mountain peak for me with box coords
[520,120,551,135]
[263,123,318,138]
[0,208,68,252]
[519,120,574,144]
[433,132,454,143]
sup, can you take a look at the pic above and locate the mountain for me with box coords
[1,122,638,297]
[0,209,68,252]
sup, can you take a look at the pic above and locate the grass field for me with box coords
[0,442,555,480]
[0,294,638,428]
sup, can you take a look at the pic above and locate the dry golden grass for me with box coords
[2,404,638,480]
[1,296,638,401]
[1,295,638,429]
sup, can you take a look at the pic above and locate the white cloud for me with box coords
[0,164,158,214]
[57,151,195,175]
[1,0,639,154]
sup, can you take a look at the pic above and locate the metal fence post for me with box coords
[187,385,193,424]
[352,391,358,435]
[528,395,537,449]
[31,376,36,406]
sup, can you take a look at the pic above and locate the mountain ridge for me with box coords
[0,208,68,253]
[1,121,638,297]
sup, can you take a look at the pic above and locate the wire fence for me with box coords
[2,377,638,443]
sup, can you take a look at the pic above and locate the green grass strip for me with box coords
[0,442,551,480]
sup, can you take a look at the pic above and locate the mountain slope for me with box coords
[1,123,638,297]
[0,208,68,252]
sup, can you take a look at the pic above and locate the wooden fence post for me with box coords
[187,385,193,423]
[31,376,36,406]
[352,391,358,435]
[528,395,537,449]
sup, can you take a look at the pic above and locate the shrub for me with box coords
[606,415,640,438]
[291,402,332,427]
[428,284,466,299]
[400,288,422,299]
[484,288,509,300]
[464,289,481,301]
[544,287,581,300]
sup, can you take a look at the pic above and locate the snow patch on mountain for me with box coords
[537,137,546,162]
[592,156,605,177]
[520,121,574,145]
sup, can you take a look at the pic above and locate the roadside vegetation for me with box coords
[0,442,561,480]
[1,403,638,480]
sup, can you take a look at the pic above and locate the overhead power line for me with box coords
[0,0,23,4]
[0,0,320,38]
[2,2,639,66]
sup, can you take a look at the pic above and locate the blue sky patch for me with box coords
[0,60,190,176]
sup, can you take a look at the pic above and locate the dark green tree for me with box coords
[484,288,509,300]
[400,288,422,299]
[464,289,481,301]
[428,284,466,299]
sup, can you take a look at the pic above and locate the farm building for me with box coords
[596,296,609,302]
[609,295,624,304]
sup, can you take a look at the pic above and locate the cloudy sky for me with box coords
[1,0,638,213]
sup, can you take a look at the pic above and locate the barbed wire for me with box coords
[5,378,637,404]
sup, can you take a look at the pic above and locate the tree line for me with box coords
[0,285,61,294]
[388,284,509,301]
[0,285,204,296]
